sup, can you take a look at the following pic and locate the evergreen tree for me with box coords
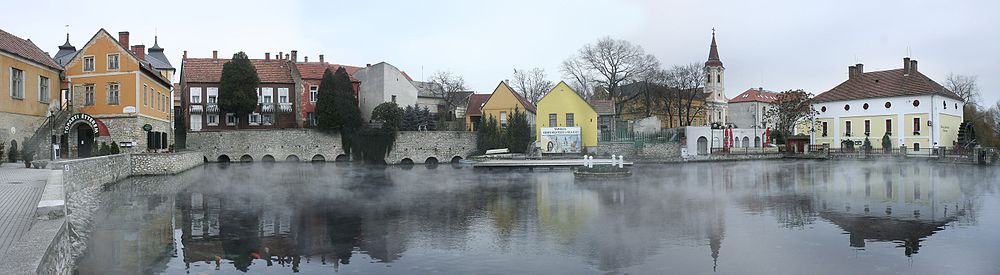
[99,142,110,156]
[503,107,532,153]
[372,102,403,130]
[110,142,121,154]
[882,132,892,152]
[217,52,260,128]
[477,115,501,154]
[315,67,363,156]
[401,105,420,131]
[420,106,436,131]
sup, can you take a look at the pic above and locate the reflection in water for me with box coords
[75,161,1000,274]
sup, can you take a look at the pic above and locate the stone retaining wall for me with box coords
[591,142,681,160]
[131,152,203,175]
[187,129,477,164]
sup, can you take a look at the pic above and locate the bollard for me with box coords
[618,155,624,168]
[611,154,616,166]
[583,155,588,167]
[589,156,594,168]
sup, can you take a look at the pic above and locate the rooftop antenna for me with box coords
[906,46,911,57]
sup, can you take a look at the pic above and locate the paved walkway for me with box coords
[0,165,48,255]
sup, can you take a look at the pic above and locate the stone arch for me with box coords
[399,158,414,165]
[285,155,300,162]
[742,137,750,148]
[425,157,439,165]
[754,136,761,147]
[217,155,231,163]
[335,154,349,162]
[697,136,708,155]
[203,156,208,163]
[240,155,254,162]
[450,156,463,163]
[262,155,275,162]
[312,154,326,162]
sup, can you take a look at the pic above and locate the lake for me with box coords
[75,160,1000,274]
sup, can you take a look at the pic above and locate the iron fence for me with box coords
[598,128,682,144]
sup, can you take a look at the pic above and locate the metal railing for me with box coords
[710,147,781,155]
[598,128,682,144]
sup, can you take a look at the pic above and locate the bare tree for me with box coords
[511,68,554,104]
[428,71,468,121]
[945,73,981,107]
[561,57,597,99]
[763,90,818,141]
[992,101,1000,142]
[661,63,708,127]
[561,37,660,117]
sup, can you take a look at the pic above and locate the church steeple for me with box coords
[706,29,723,67]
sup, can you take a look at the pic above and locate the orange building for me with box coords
[0,28,63,160]
[58,29,173,157]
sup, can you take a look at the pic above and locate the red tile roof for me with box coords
[730,88,780,103]
[465,94,491,116]
[588,99,615,115]
[814,68,961,103]
[296,62,362,82]
[182,58,293,83]
[0,28,62,70]
[509,85,536,113]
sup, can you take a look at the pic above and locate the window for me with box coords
[863,103,869,110]
[10,68,24,99]
[845,121,852,136]
[38,76,50,102]
[913,118,921,133]
[84,84,95,105]
[309,86,318,102]
[207,114,218,126]
[143,84,148,106]
[207,87,218,103]
[886,119,892,135]
[262,114,274,125]
[913,143,920,152]
[278,88,289,103]
[190,87,202,104]
[844,104,850,111]
[821,106,827,112]
[912,100,920,107]
[821,122,828,137]
[500,111,508,128]
[249,113,260,125]
[391,95,397,103]
[190,114,202,131]
[308,112,317,126]
[226,113,237,126]
[864,120,870,134]
[107,83,120,105]
[566,113,575,127]
[885,102,892,108]
[107,54,120,70]
[943,101,947,109]
[549,113,557,127]
[263,94,272,103]
[83,56,95,72]
[260,87,273,103]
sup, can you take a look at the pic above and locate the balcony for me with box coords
[279,102,293,113]
[260,102,275,113]
[205,103,219,113]
[189,105,203,114]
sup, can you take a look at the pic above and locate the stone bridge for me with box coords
[186,129,476,164]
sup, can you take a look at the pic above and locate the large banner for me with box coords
[540,127,582,153]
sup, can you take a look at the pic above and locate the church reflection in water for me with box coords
[73,162,986,274]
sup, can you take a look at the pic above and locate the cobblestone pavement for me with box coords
[0,165,48,255]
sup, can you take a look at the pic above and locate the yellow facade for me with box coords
[481,81,533,128]
[64,30,170,122]
[0,51,61,116]
[838,115,896,148]
[939,114,961,148]
[535,82,599,147]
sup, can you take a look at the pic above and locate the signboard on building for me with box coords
[540,127,582,154]
[123,106,136,113]
[63,113,99,135]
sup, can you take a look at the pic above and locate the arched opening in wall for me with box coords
[399,158,414,165]
[240,155,254,162]
[285,155,300,162]
[425,157,439,165]
[203,156,208,163]
[312,154,326,162]
[450,156,463,163]
[335,154,349,162]
[697,137,708,155]
[262,155,275,162]
[742,137,750,148]
[217,155,231,163]
[754,137,761,147]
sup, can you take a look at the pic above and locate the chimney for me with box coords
[910,59,918,72]
[183,50,187,60]
[278,51,283,60]
[856,63,863,74]
[366,63,371,67]
[285,54,290,60]
[118,31,130,48]
[319,54,324,63]
[291,50,298,62]
[903,57,911,75]
[304,56,309,62]
[131,45,146,60]
[212,50,218,60]
[265,52,271,61]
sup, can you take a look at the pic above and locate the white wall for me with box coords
[353,62,419,121]
[810,94,964,147]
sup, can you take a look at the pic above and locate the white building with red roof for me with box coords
[728,87,779,128]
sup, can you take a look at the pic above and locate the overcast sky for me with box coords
[4,0,997,105]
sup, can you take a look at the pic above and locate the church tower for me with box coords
[704,29,728,126]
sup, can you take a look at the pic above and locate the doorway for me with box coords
[77,124,94,158]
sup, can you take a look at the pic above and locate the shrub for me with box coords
[110,142,121,155]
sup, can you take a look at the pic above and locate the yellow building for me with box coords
[479,81,535,130]
[59,29,173,157]
[617,82,711,128]
[806,58,964,151]
[535,82,598,150]
[0,28,63,160]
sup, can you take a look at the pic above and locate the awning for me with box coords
[95,119,111,136]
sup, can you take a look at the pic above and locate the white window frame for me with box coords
[190,87,203,104]
[107,82,120,105]
[38,75,50,103]
[190,114,202,132]
[278,88,289,103]
[261,87,273,103]
[84,84,96,106]
[262,113,274,125]
[83,56,95,72]
[308,112,317,126]
[500,111,508,128]
[226,113,237,126]
[309,86,318,102]
[207,87,218,103]
[10,67,24,99]
[107,53,120,70]
[207,114,218,126]
[249,112,261,125]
